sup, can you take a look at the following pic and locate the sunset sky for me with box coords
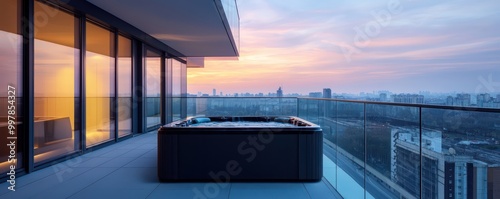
[187,0,500,95]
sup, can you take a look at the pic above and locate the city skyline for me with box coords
[190,87,500,97]
[189,87,500,108]
[188,0,500,94]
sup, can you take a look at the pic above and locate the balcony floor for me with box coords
[0,132,340,199]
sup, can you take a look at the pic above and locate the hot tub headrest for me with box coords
[191,117,211,124]
[274,117,291,123]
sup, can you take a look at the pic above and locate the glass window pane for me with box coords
[34,1,81,165]
[172,59,182,121]
[145,49,161,128]
[172,60,181,97]
[117,35,132,137]
[0,0,22,175]
[180,61,187,119]
[85,22,115,147]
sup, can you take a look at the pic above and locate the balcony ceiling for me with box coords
[87,0,237,57]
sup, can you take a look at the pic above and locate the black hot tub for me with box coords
[157,116,322,182]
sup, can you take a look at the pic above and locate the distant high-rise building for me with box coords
[309,92,322,98]
[380,93,387,102]
[213,89,216,96]
[476,93,498,107]
[277,87,283,97]
[455,93,471,107]
[323,88,332,98]
[446,96,454,106]
[391,128,491,199]
[391,94,424,104]
[391,128,443,198]
[477,94,486,107]
[442,156,492,199]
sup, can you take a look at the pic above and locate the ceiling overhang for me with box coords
[87,0,239,57]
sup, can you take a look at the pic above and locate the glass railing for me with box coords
[298,98,500,199]
[146,97,161,128]
[183,97,297,117]
[171,96,499,198]
[219,0,240,53]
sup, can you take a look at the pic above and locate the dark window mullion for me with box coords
[113,30,118,142]
[80,16,86,152]
[22,0,35,173]
[160,53,166,125]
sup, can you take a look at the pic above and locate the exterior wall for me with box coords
[0,0,206,180]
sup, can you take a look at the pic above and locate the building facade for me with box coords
[0,0,239,180]
[391,94,425,104]
[309,92,322,98]
[322,88,331,99]
[277,87,283,97]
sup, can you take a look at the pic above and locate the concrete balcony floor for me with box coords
[0,132,340,199]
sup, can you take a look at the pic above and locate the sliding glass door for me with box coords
[145,48,161,129]
[33,1,81,164]
[85,22,115,147]
[0,0,23,173]
[117,36,132,137]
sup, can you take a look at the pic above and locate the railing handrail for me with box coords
[179,96,500,113]
[180,97,297,98]
[298,97,500,113]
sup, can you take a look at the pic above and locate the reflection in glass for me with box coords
[34,1,81,164]
[145,49,161,128]
[0,0,22,174]
[85,22,115,147]
[117,36,132,137]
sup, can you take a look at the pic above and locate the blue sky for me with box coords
[188,0,500,94]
